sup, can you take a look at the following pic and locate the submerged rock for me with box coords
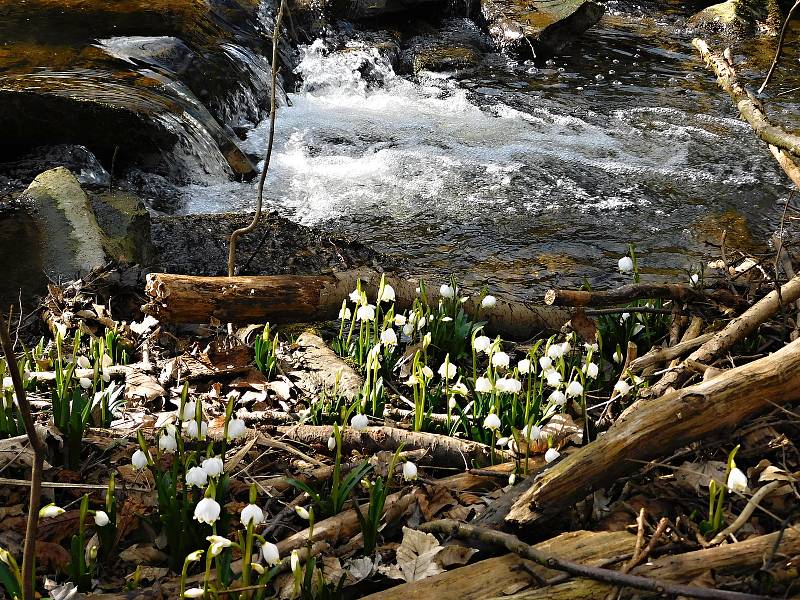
[151,212,385,276]
[400,18,491,74]
[21,167,108,279]
[480,0,605,57]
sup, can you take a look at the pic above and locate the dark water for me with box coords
[180,13,795,300]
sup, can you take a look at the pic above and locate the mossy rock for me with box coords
[90,190,155,265]
[688,0,783,33]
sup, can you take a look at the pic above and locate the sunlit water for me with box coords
[176,15,794,300]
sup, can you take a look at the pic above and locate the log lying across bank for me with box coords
[693,38,800,189]
[143,270,570,338]
[497,336,800,524]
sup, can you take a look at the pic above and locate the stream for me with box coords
[171,11,796,300]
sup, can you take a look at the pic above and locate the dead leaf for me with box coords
[0,435,53,469]
[119,544,169,564]
[125,370,166,403]
[383,527,444,583]
[126,566,169,582]
[417,485,456,521]
[675,461,727,493]
[758,465,797,483]
[436,545,477,568]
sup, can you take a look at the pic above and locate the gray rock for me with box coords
[481,0,605,57]
[21,167,108,280]
[90,190,155,266]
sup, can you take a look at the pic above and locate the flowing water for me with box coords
[174,12,797,300]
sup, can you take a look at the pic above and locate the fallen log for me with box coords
[420,521,773,600]
[279,332,363,401]
[277,424,508,468]
[544,284,744,310]
[629,332,714,373]
[693,38,800,185]
[644,272,800,398]
[497,336,800,525]
[142,270,570,339]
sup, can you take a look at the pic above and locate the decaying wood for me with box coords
[693,38,800,187]
[277,424,508,468]
[360,529,636,600]
[281,332,363,400]
[543,284,740,309]
[276,460,523,555]
[629,332,714,373]
[142,270,570,339]
[500,337,800,525]
[645,272,800,398]
[417,520,769,600]
[490,526,800,599]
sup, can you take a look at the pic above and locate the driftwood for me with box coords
[277,425,508,468]
[497,337,800,525]
[280,332,363,401]
[644,272,800,398]
[693,38,800,188]
[142,270,570,339]
[276,460,526,555]
[629,332,714,373]
[544,284,743,310]
[419,521,771,600]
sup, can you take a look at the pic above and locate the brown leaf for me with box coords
[383,527,444,583]
[417,485,456,521]
[125,370,166,403]
[36,541,71,572]
[436,545,477,568]
[675,461,727,493]
[119,544,169,565]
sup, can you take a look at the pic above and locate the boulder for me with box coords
[90,190,155,266]
[400,18,490,74]
[21,167,108,279]
[688,0,783,33]
[480,0,604,58]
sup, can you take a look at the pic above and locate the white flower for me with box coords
[441,316,453,322]
[548,390,566,406]
[496,377,522,394]
[584,342,599,352]
[614,380,631,396]
[378,284,395,303]
[632,323,645,336]
[132,449,148,470]
[518,359,531,374]
[186,550,204,562]
[481,295,497,309]
[584,363,599,379]
[348,289,362,304]
[180,401,197,422]
[508,473,516,486]
[77,356,91,369]
[403,461,418,481]
[39,504,65,519]
[450,382,468,395]
[339,306,351,320]
[620,312,630,322]
[351,413,369,430]
[546,371,562,388]
[327,436,336,451]
[417,317,427,331]
[491,351,510,369]
[184,588,205,598]
[186,467,208,488]
[356,304,376,322]
[618,256,634,273]
[727,467,747,493]
[186,420,208,440]
[690,273,700,286]
[207,535,233,556]
[547,344,564,359]
[421,365,434,379]
[561,341,572,354]
[227,418,247,440]
[440,284,455,299]
[394,314,407,327]
[295,506,310,520]
[521,425,541,441]
[539,356,552,370]
[262,542,280,566]
[94,510,110,527]
[612,351,622,364]
[474,377,493,393]
[241,504,264,527]
[473,336,491,353]
[101,353,113,369]
[545,448,561,463]
[79,377,92,390]
[438,360,457,380]
[380,328,398,346]
[483,413,501,431]
[194,498,221,524]
[565,380,584,398]
[291,549,301,574]
[202,456,224,478]
[102,371,110,383]
[496,436,510,447]
[159,434,178,453]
